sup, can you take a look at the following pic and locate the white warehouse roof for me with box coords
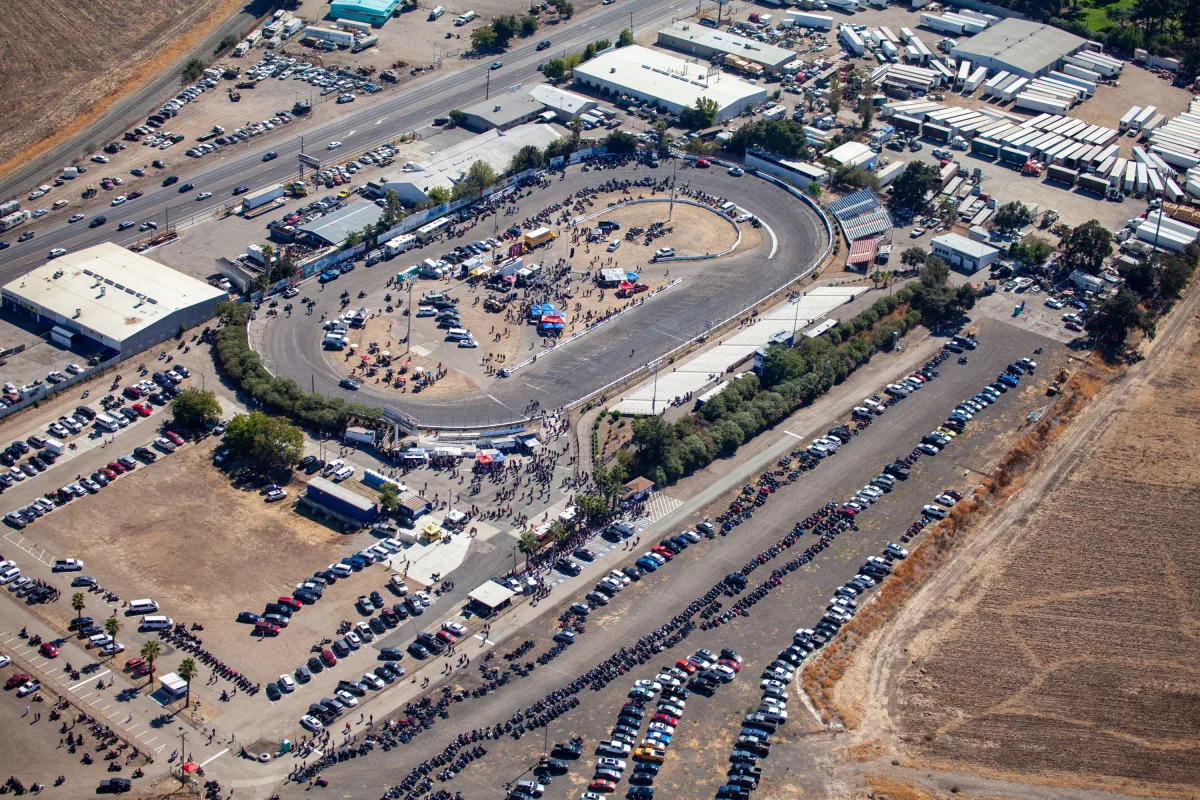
[529,84,598,118]
[826,141,875,166]
[2,242,224,344]
[573,45,766,123]
[951,19,1086,78]
[931,232,999,258]
[656,21,795,69]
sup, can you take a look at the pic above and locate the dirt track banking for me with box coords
[255,164,828,427]
[275,313,1056,799]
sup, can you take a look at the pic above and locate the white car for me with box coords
[922,504,948,519]
[48,248,67,259]
[327,141,342,150]
[196,192,212,201]
[596,757,626,771]
[0,655,10,669]
[633,679,662,693]
[361,673,384,690]
[727,166,745,176]
[442,621,468,637]
[335,690,359,707]
[300,715,323,733]
[111,196,127,206]
[458,338,478,348]
[278,674,296,692]
[1044,297,1063,309]
[415,591,432,606]
[91,154,110,163]
[654,247,675,259]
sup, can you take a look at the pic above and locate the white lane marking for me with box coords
[68,669,110,692]
[346,130,357,137]
[784,431,803,439]
[199,748,229,767]
[153,743,166,753]
[375,118,387,125]
[473,634,494,645]
[762,218,779,259]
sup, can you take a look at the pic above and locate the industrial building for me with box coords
[656,22,796,74]
[1,242,226,359]
[455,94,546,132]
[931,232,1000,273]
[329,0,400,26]
[826,141,877,170]
[745,148,829,187]
[529,84,598,121]
[303,476,378,526]
[366,125,562,206]
[950,19,1087,79]
[573,45,766,124]
[296,201,384,247]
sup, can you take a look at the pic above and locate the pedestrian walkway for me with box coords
[642,491,682,523]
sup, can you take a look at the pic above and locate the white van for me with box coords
[87,634,114,648]
[446,328,471,341]
[141,615,174,630]
[454,10,476,25]
[721,201,738,214]
[330,563,352,578]
[429,5,446,19]
[94,414,120,433]
[129,599,159,614]
[333,465,355,481]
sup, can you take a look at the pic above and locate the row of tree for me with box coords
[470,14,540,52]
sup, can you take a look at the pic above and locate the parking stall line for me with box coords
[106,710,122,719]
[99,704,112,712]
[125,724,141,733]
[198,748,229,767]
[68,669,110,692]
[153,743,166,754]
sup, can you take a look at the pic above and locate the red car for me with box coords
[132,403,151,417]
[126,657,145,671]
[165,430,184,445]
[122,386,142,400]
[132,663,152,677]
[588,779,617,793]
[651,713,678,725]
[718,658,741,673]
[320,648,337,667]
[39,642,58,658]
[650,546,673,561]
[278,596,302,611]
[107,461,125,475]
[435,630,457,645]
[100,467,118,480]
[695,158,711,168]
[127,191,143,200]
[255,620,281,637]
[675,659,697,674]
[5,673,29,690]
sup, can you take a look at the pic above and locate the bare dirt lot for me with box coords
[822,289,1200,797]
[0,0,236,179]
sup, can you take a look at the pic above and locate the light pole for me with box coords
[405,278,413,355]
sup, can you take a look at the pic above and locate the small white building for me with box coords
[529,84,598,122]
[826,141,878,170]
[930,232,1000,273]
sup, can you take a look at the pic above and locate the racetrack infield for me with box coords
[829,288,1200,796]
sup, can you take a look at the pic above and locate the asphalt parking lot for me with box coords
[278,307,1064,798]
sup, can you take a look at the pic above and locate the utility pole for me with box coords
[630,9,634,36]
[404,279,413,355]
[668,159,677,221]
[486,69,492,100]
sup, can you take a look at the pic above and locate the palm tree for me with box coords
[104,616,120,639]
[549,520,571,551]
[71,593,86,628]
[139,640,162,686]
[517,530,539,568]
[177,657,197,708]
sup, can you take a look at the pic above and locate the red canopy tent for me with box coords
[182,762,200,774]
[477,453,493,465]
[618,281,634,292]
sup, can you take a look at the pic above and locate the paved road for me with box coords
[269,312,1056,798]
[0,0,707,279]
[255,164,827,426]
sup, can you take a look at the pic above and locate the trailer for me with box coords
[964,66,987,93]
[241,183,285,211]
[1132,105,1157,131]
[1046,164,1076,185]
[1000,77,1029,103]
[1048,71,1096,95]
[1147,168,1164,196]
[1014,93,1070,116]
[1119,106,1141,131]
[1000,146,1027,165]
[983,71,1011,97]
[1140,113,1165,134]
[1065,52,1121,77]
[929,60,954,82]
[924,123,951,142]
[970,137,1000,158]
[892,114,922,133]
[1077,173,1108,196]
[838,26,865,55]
[786,10,833,28]
[1109,157,1128,186]
[305,476,378,524]
[1062,62,1102,83]
[920,13,964,34]
[956,60,971,89]
[1165,177,1185,201]
[383,234,417,258]
[1135,162,1149,193]
[1123,160,1137,192]
[1151,146,1200,170]
[875,160,907,186]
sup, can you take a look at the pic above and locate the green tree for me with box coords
[726,119,810,159]
[451,160,498,201]
[182,58,205,83]
[555,0,573,18]
[517,530,539,567]
[379,482,401,512]
[1060,219,1112,275]
[71,593,86,629]
[806,180,822,198]
[900,246,927,268]
[344,230,363,249]
[541,59,567,81]
[383,189,403,223]
[177,657,197,708]
[604,130,638,154]
[685,138,715,156]
[492,14,519,45]
[834,165,879,191]
[447,109,466,128]
[887,161,941,215]
[1158,251,1197,300]
[1011,236,1054,266]
[426,186,451,205]
[1085,287,1153,348]
[617,27,635,47]
[225,411,304,470]
[680,97,720,129]
[139,640,162,687]
[1123,258,1157,295]
[857,82,875,129]
[908,256,964,324]
[992,201,1034,235]
[828,73,842,115]
[574,493,608,519]
[510,144,545,173]
[104,616,120,639]
[171,387,222,430]
[520,15,538,36]
[470,25,498,51]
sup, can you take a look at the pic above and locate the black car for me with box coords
[295,666,312,683]
[417,632,446,654]
[178,183,195,193]
[380,647,405,661]
[573,547,596,562]
[162,175,179,186]
[233,185,250,195]
[89,216,107,228]
[68,616,94,630]
[552,741,582,759]
[407,641,430,659]
[307,656,324,674]
[263,151,278,161]
[555,559,581,577]
[98,778,132,794]
[266,683,281,701]
[134,447,156,462]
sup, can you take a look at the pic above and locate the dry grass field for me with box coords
[818,292,1200,798]
[0,0,235,175]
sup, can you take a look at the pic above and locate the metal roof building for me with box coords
[296,201,384,247]
[951,19,1087,79]
[656,22,796,73]
[573,45,766,124]
[1,242,225,358]
[329,0,400,25]
[931,232,1001,273]
[457,94,547,132]
[368,125,562,206]
[529,84,598,121]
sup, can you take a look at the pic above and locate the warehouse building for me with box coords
[1,242,225,359]
[573,45,766,124]
[329,0,400,26]
[826,141,878,170]
[296,201,384,247]
[656,22,795,74]
[745,148,829,187]
[529,84,598,122]
[931,232,1001,273]
[950,19,1087,79]
[366,124,562,206]
[456,94,546,132]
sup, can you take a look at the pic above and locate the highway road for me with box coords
[0,0,703,282]
[255,164,828,426]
